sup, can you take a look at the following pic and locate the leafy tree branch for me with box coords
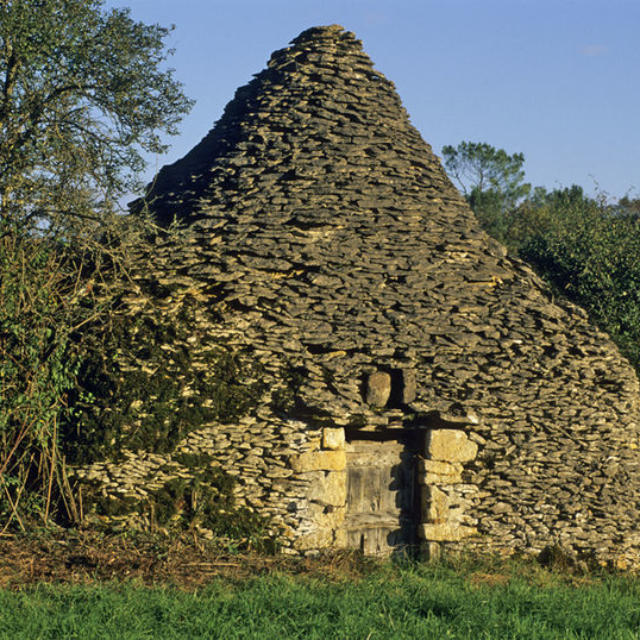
[0,0,194,229]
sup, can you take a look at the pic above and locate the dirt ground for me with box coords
[0,526,607,592]
[0,527,378,591]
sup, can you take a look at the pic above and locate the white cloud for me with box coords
[580,44,608,57]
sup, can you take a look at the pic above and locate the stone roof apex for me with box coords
[290,24,353,44]
[135,23,448,225]
[266,24,365,71]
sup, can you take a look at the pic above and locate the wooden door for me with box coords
[345,433,419,556]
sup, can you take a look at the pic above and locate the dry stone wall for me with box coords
[74,24,640,565]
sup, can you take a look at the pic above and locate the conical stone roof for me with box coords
[136,26,640,563]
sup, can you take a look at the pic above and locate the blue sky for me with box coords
[109,0,639,200]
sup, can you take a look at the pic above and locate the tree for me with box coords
[441,141,531,241]
[519,194,640,371]
[497,185,593,253]
[441,141,531,203]
[0,0,193,232]
[616,195,640,218]
[0,0,193,530]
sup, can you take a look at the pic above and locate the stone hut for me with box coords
[79,25,640,565]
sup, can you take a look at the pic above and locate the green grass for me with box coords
[2,563,640,639]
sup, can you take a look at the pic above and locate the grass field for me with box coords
[2,558,640,640]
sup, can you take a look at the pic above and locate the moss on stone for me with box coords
[62,289,265,466]
[271,365,308,415]
[85,455,276,551]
